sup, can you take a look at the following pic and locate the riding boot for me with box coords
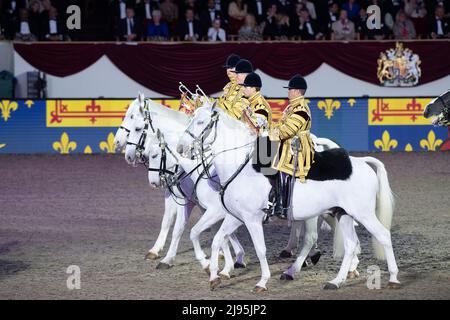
[262,173,278,222]
[278,172,292,220]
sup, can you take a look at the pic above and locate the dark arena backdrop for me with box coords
[1,40,450,301]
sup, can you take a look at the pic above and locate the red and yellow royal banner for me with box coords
[368,98,432,125]
[45,99,290,127]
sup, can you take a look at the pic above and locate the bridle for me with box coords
[436,95,450,126]
[186,109,255,222]
[126,99,156,163]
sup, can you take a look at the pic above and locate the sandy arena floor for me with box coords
[0,152,449,300]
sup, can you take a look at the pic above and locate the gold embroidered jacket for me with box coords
[241,92,272,134]
[217,80,248,119]
[270,96,314,182]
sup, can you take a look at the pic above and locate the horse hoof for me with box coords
[252,286,267,294]
[279,250,292,258]
[280,273,294,281]
[156,262,172,270]
[387,281,401,289]
[144,252,159,260]
[347,270,360,279]
[204,266,210,276]
[219,272,231,280]
[323,282,339,290]
[210,277,221,291]
[234,262,246,269]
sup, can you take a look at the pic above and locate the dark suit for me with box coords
[247,0,268,24]
[428,16,450,38]
[177,18,201,40]
[199,8,223,37]
[119,17,142,40]
[40,18,66,40]
[292,18,321,40]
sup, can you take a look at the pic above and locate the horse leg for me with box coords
[228,232,246,268]
[281,217,318,280]
[157,202,194,269]
[324,215,358,289]
[245,216,271,292]
[280,220,302,258]
[146,194,177,260]
[218,237,235,280]
[189,208,223,271]
[209,215,243,290]
[358,213,400,288]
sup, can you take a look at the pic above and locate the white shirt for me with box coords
[120,2,126,19]
[127,18,134,35]
[145,3,152,20]
[436,17,444,35]
[49,20,57,34]
[208,27,226,41]
[215,0,221,11]
[256,1,263,15]
[11,1,16,11]
[20,21,31,34]
[188,21,194,37]
[209,10,215,22]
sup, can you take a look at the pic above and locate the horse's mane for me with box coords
[146,98,190,126]
[213,106,256,141]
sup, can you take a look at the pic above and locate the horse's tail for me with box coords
[362,156,395,260]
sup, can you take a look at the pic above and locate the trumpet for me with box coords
[178,82,196,105]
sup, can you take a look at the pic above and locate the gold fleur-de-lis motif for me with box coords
[317,99,341,120]
[420,130,443,151]
[374,130,398,151]
[25,100,34,108]
[99,133,116,153]
[0,143,6,149]
[53,132,77,154]
[347,98,356,107]
[84,146,92,154]
[0,100,19,122]
[405,143,413,152]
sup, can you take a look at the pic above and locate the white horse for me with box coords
[115,94,360,276]
[177,103,400,292]
[114,93,192,261]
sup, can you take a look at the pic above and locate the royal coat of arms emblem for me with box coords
[377,42,421,87]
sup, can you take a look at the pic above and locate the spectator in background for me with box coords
[248,0,267,24]
[14,7,37,41]
[428,5,450,39]
[147,9,169,41]
[228,0,247,34]
[355,7,368,39]
[137,0,160,30]
[324,1,340,38]
[262,3,278,39]
[177,8,200,41]
[200,0,222,37]
[385,0,404,19]
[341,0,360,22]
[393,10,416,39]
[404,0,427,38]
[293,7,323,40]
[28,0,42,37]
[207,17,226,41]
[118,7,141,41]
[238,14,263,40]
[276,0,294,15]
[274,13,292,40]
[331,9,356,40]
[160,0,178,35]
[297,0,317,20]
[40,6,68,41]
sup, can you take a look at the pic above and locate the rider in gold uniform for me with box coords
[268,74,315,218]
